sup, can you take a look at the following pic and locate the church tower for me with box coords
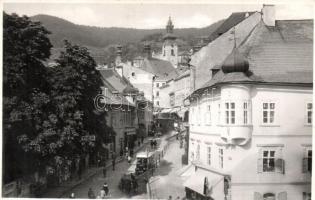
[161,17,178,68]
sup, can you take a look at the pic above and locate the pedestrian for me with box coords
[102,166,107,178]
[112,158,115,171]
[128,155,131,164]
[100,188,105,199]
[69,192,75,199]
[133,179,138,193]
[130,149,134,157]
[103,182,109,196]
[88,188,96,199]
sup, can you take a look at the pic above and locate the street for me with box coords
[60,133,186,199]
[149,136,186,199]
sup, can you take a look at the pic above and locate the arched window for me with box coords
[171,49,175,56]
[263,193,275,200]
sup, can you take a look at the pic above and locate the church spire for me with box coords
[166,16,174,34]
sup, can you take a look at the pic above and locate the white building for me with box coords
[185,5,312,200]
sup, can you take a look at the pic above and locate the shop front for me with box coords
[124,127,136,154]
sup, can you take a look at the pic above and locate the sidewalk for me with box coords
[42,138,150,198]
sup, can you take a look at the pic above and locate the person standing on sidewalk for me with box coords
[112,158,115,171]
[103,182,109,197]
[102,166,107,178]
[112,152,116,171]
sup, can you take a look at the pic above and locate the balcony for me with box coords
[220,125,252,146]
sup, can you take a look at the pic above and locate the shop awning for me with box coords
[183,169,223,196]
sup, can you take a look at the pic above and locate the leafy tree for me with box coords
[3,12,52,183]
[3,12,111,184]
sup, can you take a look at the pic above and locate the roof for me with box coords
[194,19,313,96]
[174,69,190,81]
[209,12,256,41]
[139,57,178,81]
[99,68,138,94]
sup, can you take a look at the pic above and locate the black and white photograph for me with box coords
[2,1,314,199]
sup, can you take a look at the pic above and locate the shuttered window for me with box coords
[257,147,284,174]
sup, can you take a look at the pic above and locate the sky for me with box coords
[3,1,314,29]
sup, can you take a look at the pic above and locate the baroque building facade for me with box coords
[185,5,312,200]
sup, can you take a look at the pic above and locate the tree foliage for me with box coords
[3,12,111,183]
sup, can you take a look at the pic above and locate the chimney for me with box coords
[262,4,275,26]
[115,44,122,66]
[144,44,152,59]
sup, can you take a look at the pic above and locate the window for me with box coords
[163,50,165,56]
[218,104,221,123]
[303,148,312,173]
[131,72,135,77]
[263,103,275,124]
[156,83,160,87]
[219,148,224,168]
[303,192,311,200]
[190,142,195,161]
[207,146,211,165]
[244,102,248,124]
[171,49,175,56]
[156,91,159,97]
[204,105,211,125]
[196,144,200,160]
[225,102,235,124]
[307,103,312,124]
[156,101,159,106]
[263,150,275,172]
[263,193,275,200]
[258,147,284,173]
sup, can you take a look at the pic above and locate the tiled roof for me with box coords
[196,20,313,94]
[209,12,256,41]
[98,68,138,94]
[139,57,178,81]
